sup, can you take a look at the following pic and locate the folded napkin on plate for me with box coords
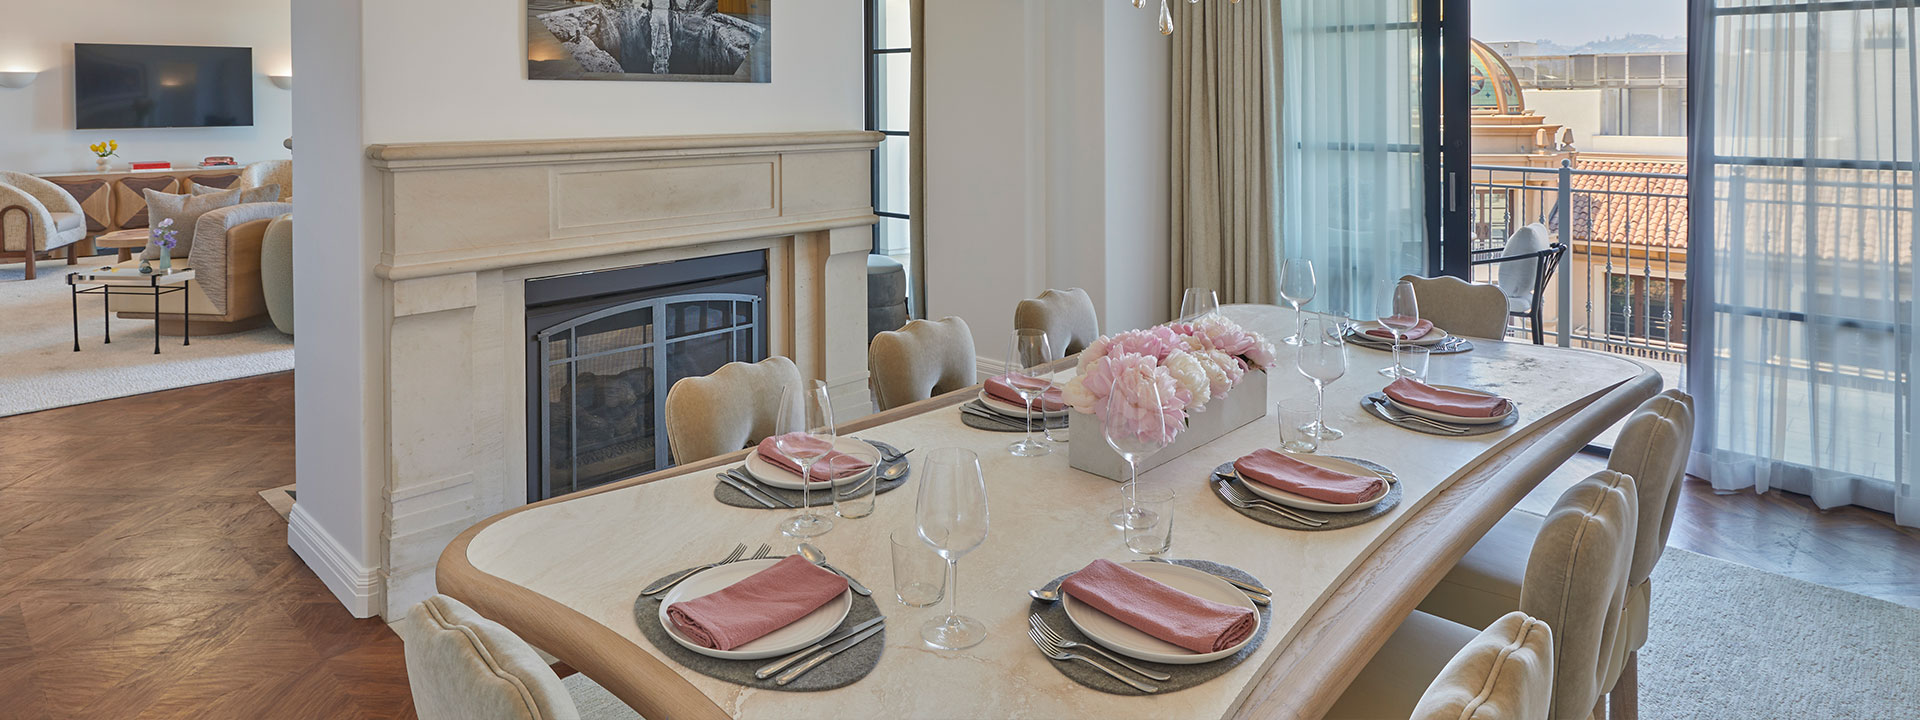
[1383,378,1509,418]
[1233,448,1387,505]
[1365,317,1434,341]
[666,555,848,651]
[1061,558,1257,655]
[756,434,873,482]
[985,374,1065,412]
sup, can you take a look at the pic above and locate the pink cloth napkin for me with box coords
[1366,317,1434,340]
[1383,378,1509,418]
[1233,448,1387,505]
[756,434,873,482]
[985,374,1065,412]
[665,555,848,651]
[1060,559,1257,655]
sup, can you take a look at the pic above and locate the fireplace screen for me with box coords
[535,293,762,498]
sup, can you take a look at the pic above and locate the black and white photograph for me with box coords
[528,0,772,82]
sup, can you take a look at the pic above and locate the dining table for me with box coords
[436,304,1662,720]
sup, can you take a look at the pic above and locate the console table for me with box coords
[36,166,244,237]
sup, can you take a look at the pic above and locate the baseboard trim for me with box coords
[288,503,383,618]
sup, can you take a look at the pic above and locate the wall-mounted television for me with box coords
[74,43,255,130]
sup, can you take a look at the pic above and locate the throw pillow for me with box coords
[141,185,279,259]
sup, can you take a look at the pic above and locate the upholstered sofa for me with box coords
[0,171,89,280]
[239,160,292,202]
[107,201,294,333]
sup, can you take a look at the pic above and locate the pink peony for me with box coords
[1096,353,1189,447]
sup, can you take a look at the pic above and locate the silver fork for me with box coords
[1029,614,1172,681]
[746,543,772,561]
[1214,478,1328,527]
[641,543,748,596]
[1369,399,1471,434]
[1027,626,1159,692]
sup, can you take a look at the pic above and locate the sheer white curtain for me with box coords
[1279,0,1426,320]
[1702,0,1918,527]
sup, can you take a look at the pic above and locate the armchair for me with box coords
[0,171,89,280]
[106,201,294,333]
[1470,223,1566,345]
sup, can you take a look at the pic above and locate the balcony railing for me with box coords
[1466,161,1690,368]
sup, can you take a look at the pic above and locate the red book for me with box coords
[130,161,171,170]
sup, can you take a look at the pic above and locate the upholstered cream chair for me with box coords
[0,171,89,280]
[1014,288,1100,359]
[1400,274,1510,340]
[869,316,977,411]
[1329,610,1556,720]
[239,159,293,202]
[260,214,295,334]
[663,356,802,465]
[402,594,638,720]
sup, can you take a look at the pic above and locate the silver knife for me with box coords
[716,473,777,508]
[753,615,885,679]
[774,622,886,685]
[728,468,796,508]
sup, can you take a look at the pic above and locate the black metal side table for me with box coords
[67,267,195,355]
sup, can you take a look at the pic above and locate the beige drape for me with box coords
[1169,0,1280,314]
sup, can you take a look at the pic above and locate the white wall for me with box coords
[0,0,292,172]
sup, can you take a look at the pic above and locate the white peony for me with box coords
[1161,349,1212,411]
[1061,374,1098,414]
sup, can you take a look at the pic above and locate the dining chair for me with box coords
[868,316,977,411]
[1469,223,1568,345]
[1014,288,1100,359]
[1328,611,1555,720]
[1398,274,1510,340]
[402,594,639,720]
[663,356,802,465]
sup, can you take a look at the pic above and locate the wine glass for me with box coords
[776,379,837,539]
[1004,329,1055,457]
[1103,382,1177,530]
[1377,280,1422,378]
[916,448,990,650]
[1278,259,1317,346]
[1180,288,1220,321]
[1295,313,1348,441]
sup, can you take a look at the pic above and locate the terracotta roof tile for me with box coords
[1551,158,1690,250]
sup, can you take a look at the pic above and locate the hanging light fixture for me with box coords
[1134,0,1241,35]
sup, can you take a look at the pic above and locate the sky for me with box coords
[1473,0,1686,46]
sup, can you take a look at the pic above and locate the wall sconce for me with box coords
[268,74,293,90]
[0,71,39,89]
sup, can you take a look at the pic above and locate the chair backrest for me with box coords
[1497,224,1550,301]
[663,356,801,465]
[1399,275,1509,340]
[1413,611,1556,720]
[403,594,581,720]
[1519,470,1638,720]
[241,160,294,202]
[869,316,977,411]
[1607,389,1695,587]
[1014,288,1100,359]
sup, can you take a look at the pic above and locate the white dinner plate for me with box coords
[1062,561,1260,665]
[1354,321,1450,347]
[1235,454,1392,513]
[977,389,1069,419]
[656,558,853,661]
[745,436,876,490]
[1384,384,1515,425]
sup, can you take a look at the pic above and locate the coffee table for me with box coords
[92,229,149,262]
[67,266,195,354]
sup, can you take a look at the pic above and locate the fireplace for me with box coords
[525,251,768,501]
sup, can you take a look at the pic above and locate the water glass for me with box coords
[890,529,946,607]
[1121,488,1176,557]
[1277,399,1319,453]
[1278,259,1317,345]
[828,445,880,519]
[1399,345,1431,381]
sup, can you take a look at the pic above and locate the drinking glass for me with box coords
[1103,382,1178,530]
[1121,487,1176,557]
[776,380,836,539]
[1277,259,1317,346]
[1180,288,1220,321]
[1004,329,1055,458]
[1399,345,1431,381]
[1377,280,1422,378]
[1276,399,1319,454]
[890,528,946,607]
[1295,313,1348,441]
[916,448,990,650]
[828,444,880,519]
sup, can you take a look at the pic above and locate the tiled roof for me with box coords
[1551,158,1690,250]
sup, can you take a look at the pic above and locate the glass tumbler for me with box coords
[1121,488,1176,557]
[890,529,946,607]
[1277,399,1320,454]
[829,445,881,519]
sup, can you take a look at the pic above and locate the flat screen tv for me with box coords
[74,43,254,130]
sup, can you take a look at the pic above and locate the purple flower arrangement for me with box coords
[150,218,180,250]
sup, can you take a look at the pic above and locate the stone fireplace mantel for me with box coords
[364,130,881,617]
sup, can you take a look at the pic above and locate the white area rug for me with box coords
[1641,548,1920,718]
[0,259,293,416]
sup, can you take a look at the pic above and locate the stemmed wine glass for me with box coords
[1278,259,1317,346]
[776,379,837,539]
[1377,280,1422,378]
[916,448,990,650]
[1103,382,1178,530]
[1295,313,1348,441]
[1180,288,1220,321]
[1005,329,1055,457]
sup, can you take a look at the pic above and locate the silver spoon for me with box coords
[797,543,872,596]
[1029,587,1062,603]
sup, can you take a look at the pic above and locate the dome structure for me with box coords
[1469,39,1525,115]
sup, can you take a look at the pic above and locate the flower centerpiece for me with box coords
[142,218,179,274]
[89,140,119,171]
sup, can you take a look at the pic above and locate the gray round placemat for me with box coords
[960,400,1069,433]
[1360,392,1519,437]
[1344,332,1475,355]
[714,440,912,509]
[634,564,884,692]
[1209,458,1401,531]
[1029,559,1271,696]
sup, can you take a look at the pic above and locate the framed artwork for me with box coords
[528,0,772,83]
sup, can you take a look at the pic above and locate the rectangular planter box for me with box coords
[1068,370,1269,482]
